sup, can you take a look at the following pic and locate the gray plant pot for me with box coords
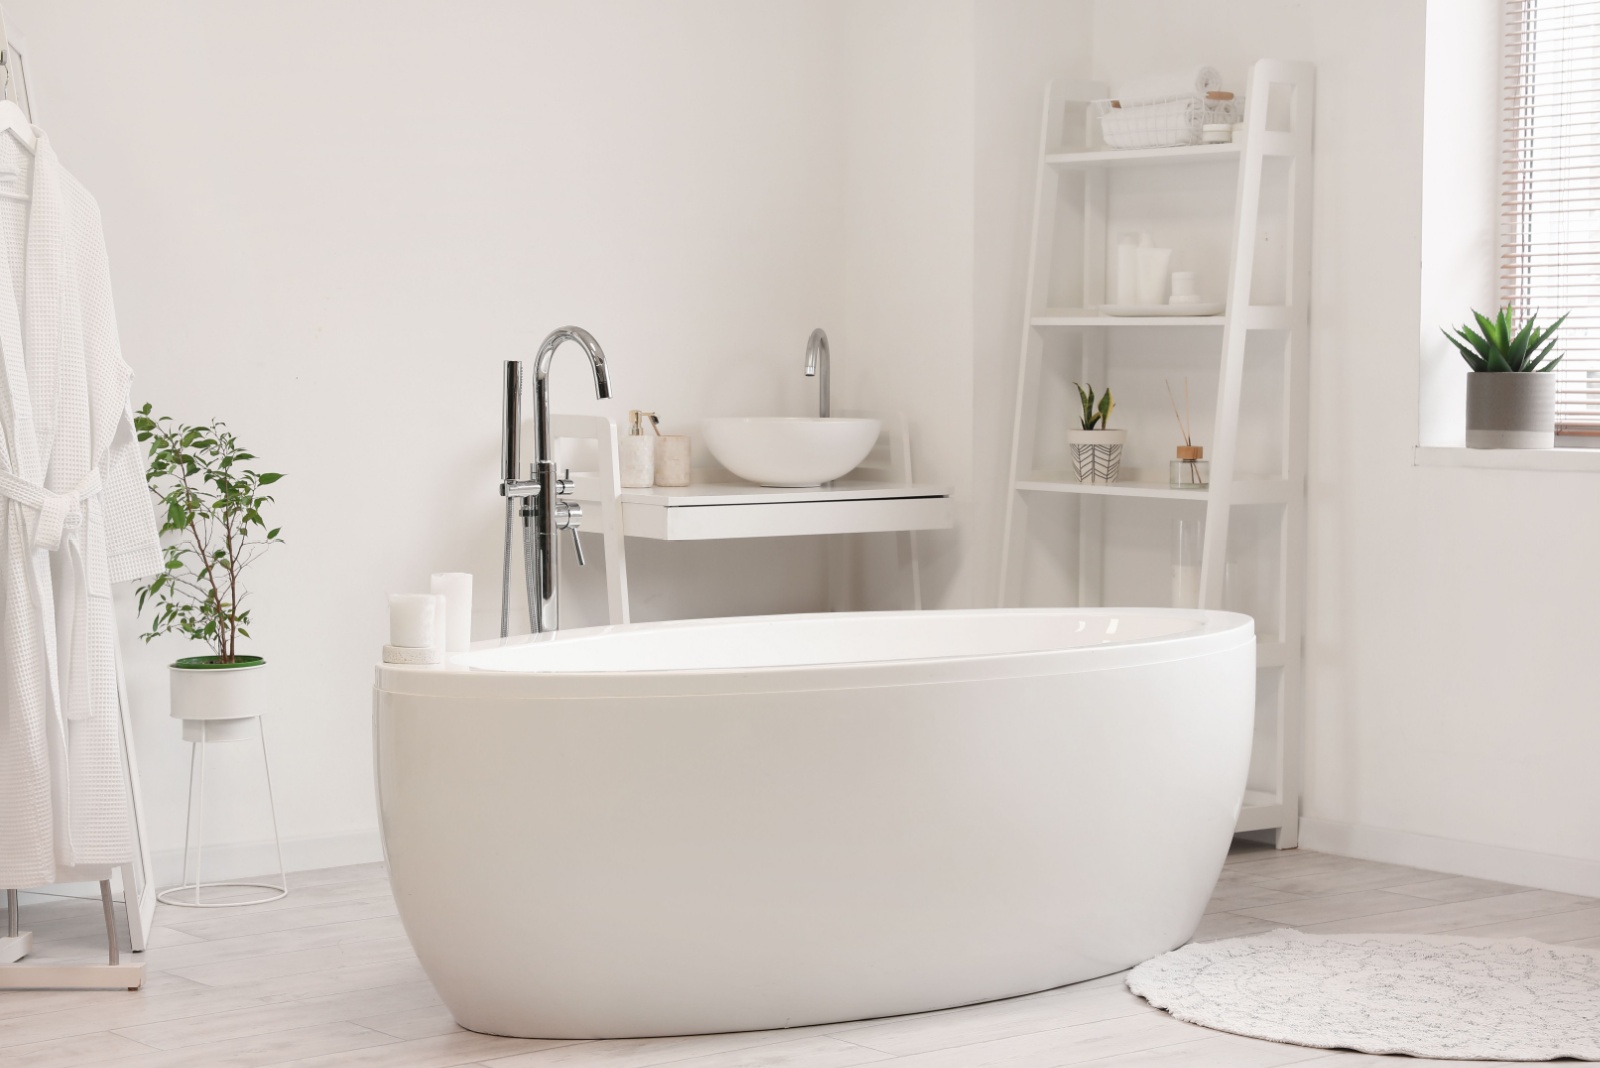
[1466,372,1555,449]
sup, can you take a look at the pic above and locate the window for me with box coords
[1502,0,1600,439]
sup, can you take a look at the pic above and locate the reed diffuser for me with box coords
[1166,378,1209,489]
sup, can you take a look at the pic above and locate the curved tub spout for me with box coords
[534,326,612,468]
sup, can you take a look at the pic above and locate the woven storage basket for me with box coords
[1095,92,1242,150]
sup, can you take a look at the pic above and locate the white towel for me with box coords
[1114,66,1222,106]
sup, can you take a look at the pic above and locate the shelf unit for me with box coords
[998,60,1315,848]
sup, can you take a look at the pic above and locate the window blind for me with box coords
[1503,0,1600,437]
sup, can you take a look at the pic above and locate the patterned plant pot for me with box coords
[1067,429,1127,483]
[1466,372,1555,449]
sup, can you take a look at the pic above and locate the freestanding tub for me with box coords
[373,607,1255,1039]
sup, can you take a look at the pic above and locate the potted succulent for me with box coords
[1443,306,1565,449]
[1067,383,1125,483]
[132,405,284,734]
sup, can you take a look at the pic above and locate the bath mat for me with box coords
[1127,929,1600,1061]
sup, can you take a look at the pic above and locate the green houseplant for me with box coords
[1443,306,1566,449]
[1066,383,1126,483]
[133,404,284,726]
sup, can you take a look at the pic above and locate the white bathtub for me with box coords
[372,608,1255,1039]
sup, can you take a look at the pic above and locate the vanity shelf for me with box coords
[553,414,951,625]
[612,482,951,541]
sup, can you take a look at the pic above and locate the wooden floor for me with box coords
[3,841,1598,1068]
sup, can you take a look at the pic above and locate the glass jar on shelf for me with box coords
[1170,444,1209,489]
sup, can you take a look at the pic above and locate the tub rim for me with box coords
[374,607,1254,701]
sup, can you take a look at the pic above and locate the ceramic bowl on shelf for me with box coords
[701,417,880,488]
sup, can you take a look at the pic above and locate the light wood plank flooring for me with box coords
[2,841,1596,1067]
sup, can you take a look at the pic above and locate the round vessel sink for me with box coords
[701,417,881,488]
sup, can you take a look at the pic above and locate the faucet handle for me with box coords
[555,500,587,565]
[557,467,576,496]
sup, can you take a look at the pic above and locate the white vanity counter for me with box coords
[608,480,952,541]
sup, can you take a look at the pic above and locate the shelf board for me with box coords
[1030,306,1294,330]
[1015,476,1297,504]
[1016,477,1209,501]
[1045,142,1243,168]
[1031,310,1227,328]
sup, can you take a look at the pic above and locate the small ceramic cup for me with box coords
[654,435,691,487]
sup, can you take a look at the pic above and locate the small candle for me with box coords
[388,594,436,648]
[430,572,473,652]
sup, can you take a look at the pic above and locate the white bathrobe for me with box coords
[0,128,162,890]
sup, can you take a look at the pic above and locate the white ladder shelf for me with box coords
[998,60,1315,848]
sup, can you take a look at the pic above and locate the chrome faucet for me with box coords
[804,327,830,418]
[500,326,611,636]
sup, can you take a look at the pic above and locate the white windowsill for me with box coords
[1414,445,1600,472]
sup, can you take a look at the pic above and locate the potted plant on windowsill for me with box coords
[1444,306,1566,449]
[133,405,284,736]
[1067,382,1125,483]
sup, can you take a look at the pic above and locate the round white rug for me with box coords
[1127,929,1600,1061]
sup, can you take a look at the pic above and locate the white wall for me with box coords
[834,0,978,611]
[10,0,900,879]
[972,0,1095,607]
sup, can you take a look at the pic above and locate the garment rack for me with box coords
[0,5,148,990]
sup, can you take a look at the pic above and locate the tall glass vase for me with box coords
[1172,517,1203,609]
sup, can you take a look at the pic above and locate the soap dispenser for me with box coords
[620,411,656,489]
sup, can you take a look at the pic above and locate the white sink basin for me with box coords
[701,417,881,488]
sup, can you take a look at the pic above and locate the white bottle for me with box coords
[1135,234,1173,307]
[1114,234,1139,306]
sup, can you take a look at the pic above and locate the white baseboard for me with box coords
[1300,817,1600,898]
[151,828,384,888]
[28,830,384,906]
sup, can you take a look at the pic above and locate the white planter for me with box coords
[1466,372,1555,449]
[1066,428,1127,483]
[170,657,268,742]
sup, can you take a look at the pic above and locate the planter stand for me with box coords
[157,716,288,908]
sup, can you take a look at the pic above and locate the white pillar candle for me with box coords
[1170,271,1196,298]
[1135,245,1173,306]
[430,572,473,652]
[431,593,448,655]
[388,594,436,648]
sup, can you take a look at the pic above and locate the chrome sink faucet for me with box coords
[500,326,611,636]
[804,327,830,418]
